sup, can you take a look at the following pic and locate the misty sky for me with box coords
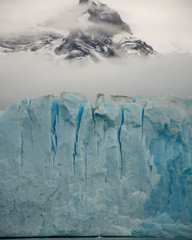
[0,0,192,109]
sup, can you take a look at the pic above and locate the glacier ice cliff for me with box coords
[0,93,192,238]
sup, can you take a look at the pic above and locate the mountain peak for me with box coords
[0,0,156,62]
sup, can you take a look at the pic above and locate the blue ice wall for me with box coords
[0,93,192,238]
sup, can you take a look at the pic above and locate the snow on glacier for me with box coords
[0,93,192,238]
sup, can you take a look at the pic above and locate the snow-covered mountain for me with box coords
[0,0,155,62]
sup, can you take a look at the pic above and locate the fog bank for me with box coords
[0,53,192,110]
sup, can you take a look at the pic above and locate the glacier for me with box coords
[0,93,192,238]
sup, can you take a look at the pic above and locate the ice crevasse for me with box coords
[0,93,192,238]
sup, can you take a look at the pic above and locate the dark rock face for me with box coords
[55,30,154,61]
[0,0,156,62]
[120,38,155,55]
[79,0,89,4]
[55,30,116,61]
[87,1,131,33]
[0,33,62,53]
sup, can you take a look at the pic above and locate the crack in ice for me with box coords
[73,104,84,176]
[118,106,124,177]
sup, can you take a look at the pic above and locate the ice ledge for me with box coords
[1,93,192,117]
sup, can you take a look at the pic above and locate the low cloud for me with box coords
[0,0,77,36]
[0,53,192,110]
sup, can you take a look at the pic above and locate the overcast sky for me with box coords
[0,0,192,109]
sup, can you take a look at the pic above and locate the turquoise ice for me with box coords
[0,93,192,238]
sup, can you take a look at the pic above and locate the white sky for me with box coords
[0,0,192,109]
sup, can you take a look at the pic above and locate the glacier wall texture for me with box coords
[0,93,192,238]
